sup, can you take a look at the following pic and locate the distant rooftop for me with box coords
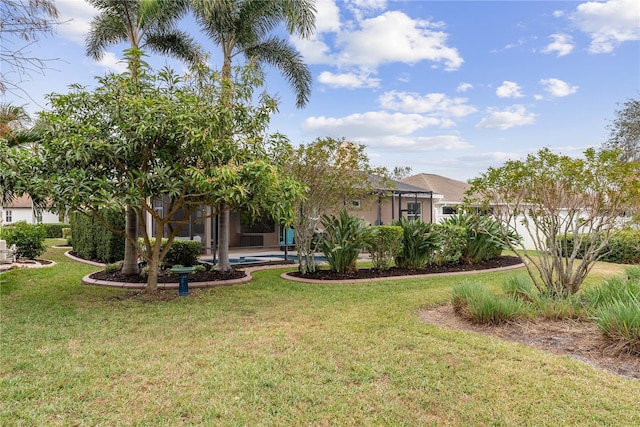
[401,174,470,203]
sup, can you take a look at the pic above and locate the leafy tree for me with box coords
[16,59,301,292]
[0,0,60,97]
[604,96,640,163]
[282,137,386,273]
[86,0,202,275]
[192,0,316,272]
[467,147,640,298]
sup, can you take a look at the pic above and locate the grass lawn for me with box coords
[1,243,638,426]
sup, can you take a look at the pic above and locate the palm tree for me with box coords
[86,0,202,276]
[192,0,316,272]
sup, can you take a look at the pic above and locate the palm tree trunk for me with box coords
[122,206,139,275]
[217,202,232,272]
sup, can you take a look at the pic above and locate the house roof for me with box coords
[401,174,470,203]
[368,175,443,199]
[3,194,34,208]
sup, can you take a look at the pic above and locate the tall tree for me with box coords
[86,0,202,276]
[0,0,60,97]
[467,147,640,298]
[22,58,302,292]
[282,137,387,273]
[604,96,640,163]
[192,0,316,272]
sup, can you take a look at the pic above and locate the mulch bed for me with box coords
[287,256,523,281]
[89,268,246,283]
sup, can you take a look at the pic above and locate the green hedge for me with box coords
[367,225,403,270]
[43,223,69,238]
[557,229,640,264]
[70,210,125,263]
[138,238,202,267]
[0,221,47,259]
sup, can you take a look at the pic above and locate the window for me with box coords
[351,200,361,208]
[407,202,421,221]
[5,210,12,223]
[442,206,456,215]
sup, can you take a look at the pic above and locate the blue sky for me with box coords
[5,0,640,181]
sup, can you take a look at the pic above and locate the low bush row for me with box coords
[0,221,47,259]
[557,229,640,264]
[318,210,512,274]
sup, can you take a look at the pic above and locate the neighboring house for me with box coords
[401,173,471,223]
[0,195,60,225]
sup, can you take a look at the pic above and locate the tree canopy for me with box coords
[2,57,302,291]
[467,147,640,298]
[604,96,640,163]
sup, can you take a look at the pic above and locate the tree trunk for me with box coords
[146,248,159,294]
[122,205,139,275]
[217,203,232,272]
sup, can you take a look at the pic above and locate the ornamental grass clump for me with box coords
[451,281,531,325]
[319,210,373,274]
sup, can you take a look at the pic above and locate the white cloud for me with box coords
[476,105,537,130]
[315,0,342,33]
[302,111,449,138]
[457,82,473,92]
[571,0,640,53]
[378,91,477,117]
[496,81,524,98]
[318,71,380,88]
[97,52,129,74]
[56,1,98,44]
[362,135,471,151]
[335,11,463,71]
[542,34,575,56]
[345,0,388,21]
[539,78,578,97]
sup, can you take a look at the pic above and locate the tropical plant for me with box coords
[367,225,403,270]
[319,210,372,274]
[441,211,516,264]
[429,223,466,266]
[192,0,316,272]
[393,218,442,269]
[85,0,202,276]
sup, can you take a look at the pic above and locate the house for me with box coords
[401,173,470,223]
[0,195,60,225]
[147,177,444,255]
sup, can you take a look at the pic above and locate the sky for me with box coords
[4,0,640,181]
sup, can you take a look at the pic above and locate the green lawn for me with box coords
[1,243,637,426]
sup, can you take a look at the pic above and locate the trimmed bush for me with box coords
[138,238,202,267]
[70,210,125,263]
[430,223,466,266]
[393,218,442,269]
[62,228,72,239]
[319,210,372,274]
[557,229,640,264]
[366,225,403,270]
[0,221,47,259]
[43,223,69,239]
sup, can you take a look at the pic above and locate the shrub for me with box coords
[393,218,442,269]
[43,223,69,238]
[442,212,517,263]
[319,210,372,274]
[366,225,403,270]
[70,210,125,263]
[138,238,202,267]
[557,229,640,264]
[430,223,466,266]
[62,228,72,239]
[105,261,123,273]
[592,295,640,354]
[451,281,530,325]
[0,221,47,259]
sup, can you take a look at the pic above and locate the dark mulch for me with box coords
[89,268,246,283]
[288,256,523,281]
